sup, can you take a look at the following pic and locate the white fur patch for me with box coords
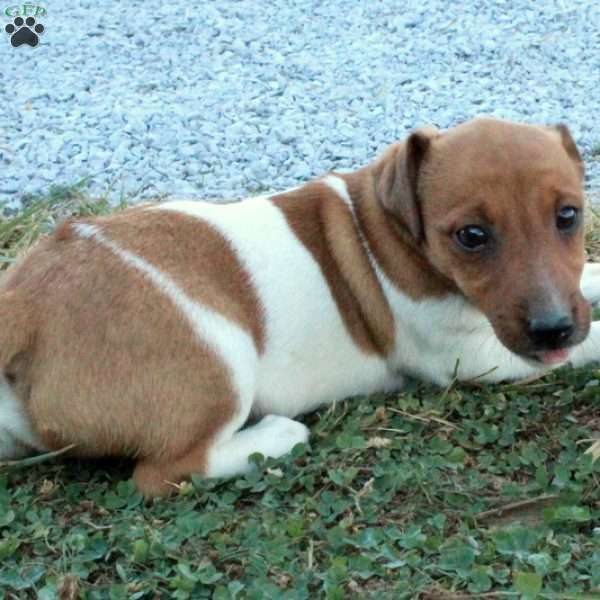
[74,223,100,239]
[322,174,352,206]
[0,376,47,459]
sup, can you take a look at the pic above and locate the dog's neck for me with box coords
[338,168,455,301]
[272,166,457,356]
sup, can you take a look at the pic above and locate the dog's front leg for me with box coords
[409,301,547,384]
[446,321,600,385]
[568,322,600,368]
[445,333,547,384]
[581,262,600,305]
[570,262,600,366]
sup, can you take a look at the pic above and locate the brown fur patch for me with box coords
[0,214,253,496]
[272,182,395,356]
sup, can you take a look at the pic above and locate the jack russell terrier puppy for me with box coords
[2,117,600,496]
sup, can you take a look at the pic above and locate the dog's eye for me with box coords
[556,206,579,232]
[455,226,489,251]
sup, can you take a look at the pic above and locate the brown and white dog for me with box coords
[2,117,600,496]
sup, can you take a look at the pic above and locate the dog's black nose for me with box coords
[527,312,574,349]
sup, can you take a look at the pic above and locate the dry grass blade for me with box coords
[585,439,600,461]
[474,493,558,526]
[388,407,462,430]
[0,444,76,470]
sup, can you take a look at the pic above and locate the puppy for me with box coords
[2,117,600,496]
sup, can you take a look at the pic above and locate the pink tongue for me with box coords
[540,348,570,365]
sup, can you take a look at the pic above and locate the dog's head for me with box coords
[375,117,588,365]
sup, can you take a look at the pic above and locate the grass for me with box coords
[1,187,600,599]
[0,181,127,270]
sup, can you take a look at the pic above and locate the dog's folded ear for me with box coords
[374,126,438,242]
[552,124,584,180]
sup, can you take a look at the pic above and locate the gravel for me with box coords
[1,0,599,210]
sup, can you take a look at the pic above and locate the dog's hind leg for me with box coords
[0,290,47,459]
[581,263,600,305]
[133,415,309,495]
[0,377,46,460]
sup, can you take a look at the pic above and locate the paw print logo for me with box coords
[5,16,44,47]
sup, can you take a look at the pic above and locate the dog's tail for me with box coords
[0,289,34,370]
